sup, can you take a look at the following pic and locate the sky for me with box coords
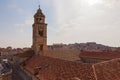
[0,0,120,48]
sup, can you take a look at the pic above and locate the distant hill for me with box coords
[48,42,115,52]
[46,42,117,61]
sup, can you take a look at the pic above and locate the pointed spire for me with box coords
[34,5,45,17]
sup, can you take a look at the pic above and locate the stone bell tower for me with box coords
[32,6,47,55]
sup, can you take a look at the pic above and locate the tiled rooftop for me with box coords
[23,55,96,80]
[23,55,120,80]
[93,59,120,80]
[79,51,120,60]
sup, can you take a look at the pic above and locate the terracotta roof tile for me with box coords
[93,58,120,80]
[80,51,120,60]
[23,53,120,80]
[24,55,96,80]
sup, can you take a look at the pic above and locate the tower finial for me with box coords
[38,5,40,8]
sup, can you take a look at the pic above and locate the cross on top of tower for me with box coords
[38,5,40,9]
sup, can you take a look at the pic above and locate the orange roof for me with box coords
[93,58,120,80]
[80,51,120,60]
[23,55,96,80]
[116,47,120,51]
[23,55,120,80]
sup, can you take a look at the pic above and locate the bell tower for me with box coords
[32,6,47,55]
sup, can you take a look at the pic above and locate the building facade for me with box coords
[32,7,47,55]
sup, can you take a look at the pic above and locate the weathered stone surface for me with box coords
[32,7,47,55]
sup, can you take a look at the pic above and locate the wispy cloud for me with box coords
[14,18,33,33]
[47,0,120,46]
[7,2,25,14]
[1,0,120,47]
[15,18,33,27]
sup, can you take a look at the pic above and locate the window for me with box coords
[39,30,43,36]
[40,18,42,21]
[36,18,43,23]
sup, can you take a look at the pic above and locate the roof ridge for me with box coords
[92,65,98,80]
[93,58,120,66]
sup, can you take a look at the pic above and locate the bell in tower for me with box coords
[32,6,47,55]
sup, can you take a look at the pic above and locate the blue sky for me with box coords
[0,0,120,48]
